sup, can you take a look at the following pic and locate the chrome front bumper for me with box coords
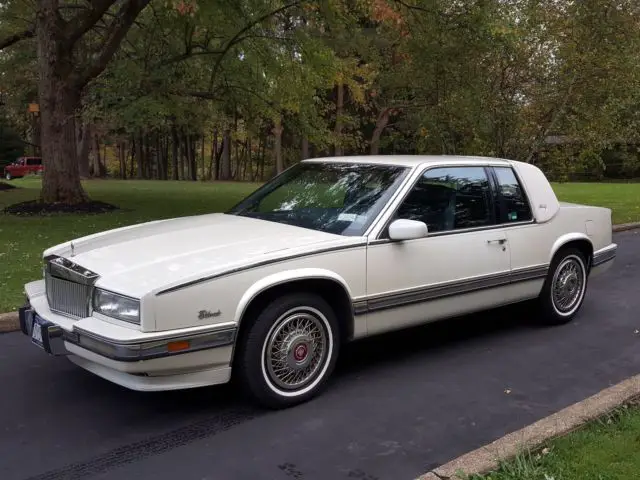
[19,304,237,362]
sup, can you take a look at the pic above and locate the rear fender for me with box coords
[550,233,593,264]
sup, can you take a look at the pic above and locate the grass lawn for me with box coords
[0,178,638,313]
[552,182,640,225]
[0,177,260,312]
[470,403,640,480]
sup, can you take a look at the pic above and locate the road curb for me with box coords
[612,221,640,232]
[0,311,19,333]
[417,374,640,480]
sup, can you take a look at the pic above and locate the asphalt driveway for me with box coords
[1,230,638,480]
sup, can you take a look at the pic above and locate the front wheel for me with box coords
[236,293,340,409]
[537,248,588,325]
[4,172,12,180]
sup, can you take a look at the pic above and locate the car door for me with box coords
[488,165,549,300]
[365,165,513,335]
[26,158,39,174]
[14,158,26,176]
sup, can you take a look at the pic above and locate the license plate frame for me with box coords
[31,320,44,348]
[30,315,53,353]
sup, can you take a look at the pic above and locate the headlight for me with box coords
[93,288,140,324]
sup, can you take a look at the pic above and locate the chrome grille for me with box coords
[45,272,92,318]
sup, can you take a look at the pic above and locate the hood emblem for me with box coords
[198,309,221,320]
[70,241,75,257]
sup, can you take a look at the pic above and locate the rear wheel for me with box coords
[236,292,340,409]
[537,248,588,325]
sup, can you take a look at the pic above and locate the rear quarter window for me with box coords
[492,167,533,223]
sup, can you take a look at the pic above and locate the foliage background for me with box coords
[0,0,639,183]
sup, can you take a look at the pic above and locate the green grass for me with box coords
[0,177,260,312]
[552,182,640,225]
[0,178,638,313]
[469,404,640,480]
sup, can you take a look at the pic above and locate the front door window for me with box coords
[394,166,494,234]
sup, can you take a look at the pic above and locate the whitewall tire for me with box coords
[538,248,588,325]
[236,292,340,409]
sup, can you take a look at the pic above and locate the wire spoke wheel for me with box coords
[263,308,330,392]
[551,256,585,314]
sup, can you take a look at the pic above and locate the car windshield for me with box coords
[227,162,409,236]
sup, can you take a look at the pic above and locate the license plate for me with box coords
[31,320,44,348]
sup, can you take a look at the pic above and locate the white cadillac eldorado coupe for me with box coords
[19,155,616,408]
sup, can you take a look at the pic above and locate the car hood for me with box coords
[43,213,355,297]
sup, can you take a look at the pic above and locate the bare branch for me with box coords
[156,2,300,73]
[75,0,151,89]
[157,49,226,67]
[168,90,225,101]
[156,33,293,69]
[66,0,117,47]
[0,28,35,51]
[390,0,430,13]
[207,1,301,90]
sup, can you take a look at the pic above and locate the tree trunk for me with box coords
[163,135,169,179]
[201,133,205,180]
[118,141,127,179]
[35,0,151,203]
[191,136,197,181]
[234,140,242,180]
[259,136,266,181]
[209,127,217,180]
[302,137,309,160]
[171,125,179,180]
[32,113,42,157]
[245,138,252,180]
[273,116,284,175]
[370,108,392,155]
[135,132,143,179]
[37,10,87,204]
[334,83,344,156]
[220,128,231,180]
[93,134,102,176]
[102,143,107,176]
[155,134,164,180]
[179,129,186,180]
[129,138,135,178]
[144,133,151,179]
[77,122,91,178]
[184,133,192,180]
[254,136,263,181]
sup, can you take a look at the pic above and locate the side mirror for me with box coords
[388,219,428,241]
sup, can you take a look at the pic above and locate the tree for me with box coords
[0,0,150,203]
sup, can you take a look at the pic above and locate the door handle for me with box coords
[487,238,507,251]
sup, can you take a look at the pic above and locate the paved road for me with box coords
[1,231,639,480]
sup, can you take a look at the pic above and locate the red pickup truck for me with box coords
[3,157,43,180]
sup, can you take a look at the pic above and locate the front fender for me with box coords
[233,268,353,325]
[550,233,592,262]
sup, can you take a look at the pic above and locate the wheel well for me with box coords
[556,239,594,270]
[233,278,355,358]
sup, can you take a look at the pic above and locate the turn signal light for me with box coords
[167,340,190,352]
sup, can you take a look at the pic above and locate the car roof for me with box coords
[301,155,513,168]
